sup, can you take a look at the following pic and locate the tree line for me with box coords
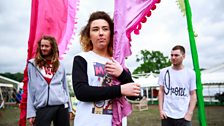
[0,72,24,82]
[133,50,171,74]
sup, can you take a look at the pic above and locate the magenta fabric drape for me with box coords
[27,0,79,59]
[113,0,161,125]
[19,0,79,125]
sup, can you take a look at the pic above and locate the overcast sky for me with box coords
[0,0,224,74]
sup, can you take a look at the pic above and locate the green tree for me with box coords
[0,72,24,82]
[133,50,171,74]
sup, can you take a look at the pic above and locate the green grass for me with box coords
[1,105,224,126]
[128,105,224,126]
[0,106,20,126]
[128,108,161,126]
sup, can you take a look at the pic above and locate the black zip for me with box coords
[47,85,50,106]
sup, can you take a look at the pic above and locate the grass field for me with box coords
[0,105,224,126]
[128,105,224,126]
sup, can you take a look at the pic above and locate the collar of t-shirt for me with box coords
[40,60,54,84]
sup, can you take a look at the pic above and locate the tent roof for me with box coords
[0,75,20,89]
[201,63,224,84]
[0,75,20,85]
[201,72,224,84]
[132,71,224,87]
[202,63,224,73]
[133,74,158,87]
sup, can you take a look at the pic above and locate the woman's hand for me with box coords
[70,112,75,120]
[28,117,35,126]
[105,58,123,77]
[121,83,141,96]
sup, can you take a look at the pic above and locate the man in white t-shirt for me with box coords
[158,45,197,126]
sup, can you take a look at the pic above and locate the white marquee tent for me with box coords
[132,74,159,103]
[201,72,224,84]
[133,74,158,88]
[201,63,224,100]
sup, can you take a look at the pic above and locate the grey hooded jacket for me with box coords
[26,59,72,118]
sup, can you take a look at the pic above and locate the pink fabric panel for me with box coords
[113,0,160,126]
[113,0,160,66]
[19,0,79,125]
[27,0,79,59]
